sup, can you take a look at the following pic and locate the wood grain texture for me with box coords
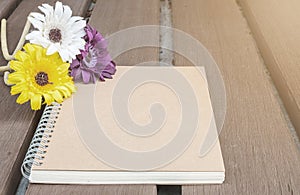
[238,0,300,137]
[0,1,91,195]
[27,184,156,195]
[172,0,300,194]
[0,0,22,21]
[89,0,160,66]
[27,0,158,195]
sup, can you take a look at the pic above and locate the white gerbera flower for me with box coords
[25,1,86,62]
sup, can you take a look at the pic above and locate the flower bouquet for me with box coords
[0,1,116,110]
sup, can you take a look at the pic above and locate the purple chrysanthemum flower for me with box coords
[70,24,116,83]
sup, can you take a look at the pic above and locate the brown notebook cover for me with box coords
[23,66,225,184]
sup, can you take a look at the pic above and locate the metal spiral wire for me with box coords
[21,102,61,179]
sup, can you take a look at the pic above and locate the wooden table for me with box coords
[0,0,299,194]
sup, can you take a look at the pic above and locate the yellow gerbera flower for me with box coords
[8,43,76,110]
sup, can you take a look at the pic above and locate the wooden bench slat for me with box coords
[27,184,157,195]
[172,0,300,194]
[0,1,91,195]
[27,0,159,194]
[89,0,160,66]
[0,0,22,20]
[238,0,300,137]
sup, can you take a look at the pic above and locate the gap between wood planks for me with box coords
[159,0,174,65]
[157,0,181,194]
[235,0,300,151]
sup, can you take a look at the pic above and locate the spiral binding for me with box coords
[21,102,62,179]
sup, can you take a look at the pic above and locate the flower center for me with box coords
[49,28,62,43]
[35,72,49,86]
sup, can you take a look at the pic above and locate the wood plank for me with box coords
[89,0,160,66]
[0,1,91,195]
[172,0,300,194]
[0,0,22,20]
[27,0,159,194]
[237,0,300,137]
[27,184,156,195]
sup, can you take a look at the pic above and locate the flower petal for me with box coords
[30,94,42,110]
[9,61,24,72]
[71,20,86,34]
[58,48,71,62]
[8,72,26,84]
[46,44,58,55]
[54,1,63,19]
[11,83,27,95]
[25,31,41,41]
[23,43,36,54]
[28,16,43,31]
[67,16,83,26]
[43,93,54,105]
[65,82,76,93]
[52,90,63,103]
[57,63,70,73]
[40,3,54,18]
[61,5,72,22]
[16,91,30,104]
[82,70,91,83]
[57,86,71,97]
[14,50,28,61]
[30,12,45,22]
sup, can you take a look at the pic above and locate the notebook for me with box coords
[22,66,225,184]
